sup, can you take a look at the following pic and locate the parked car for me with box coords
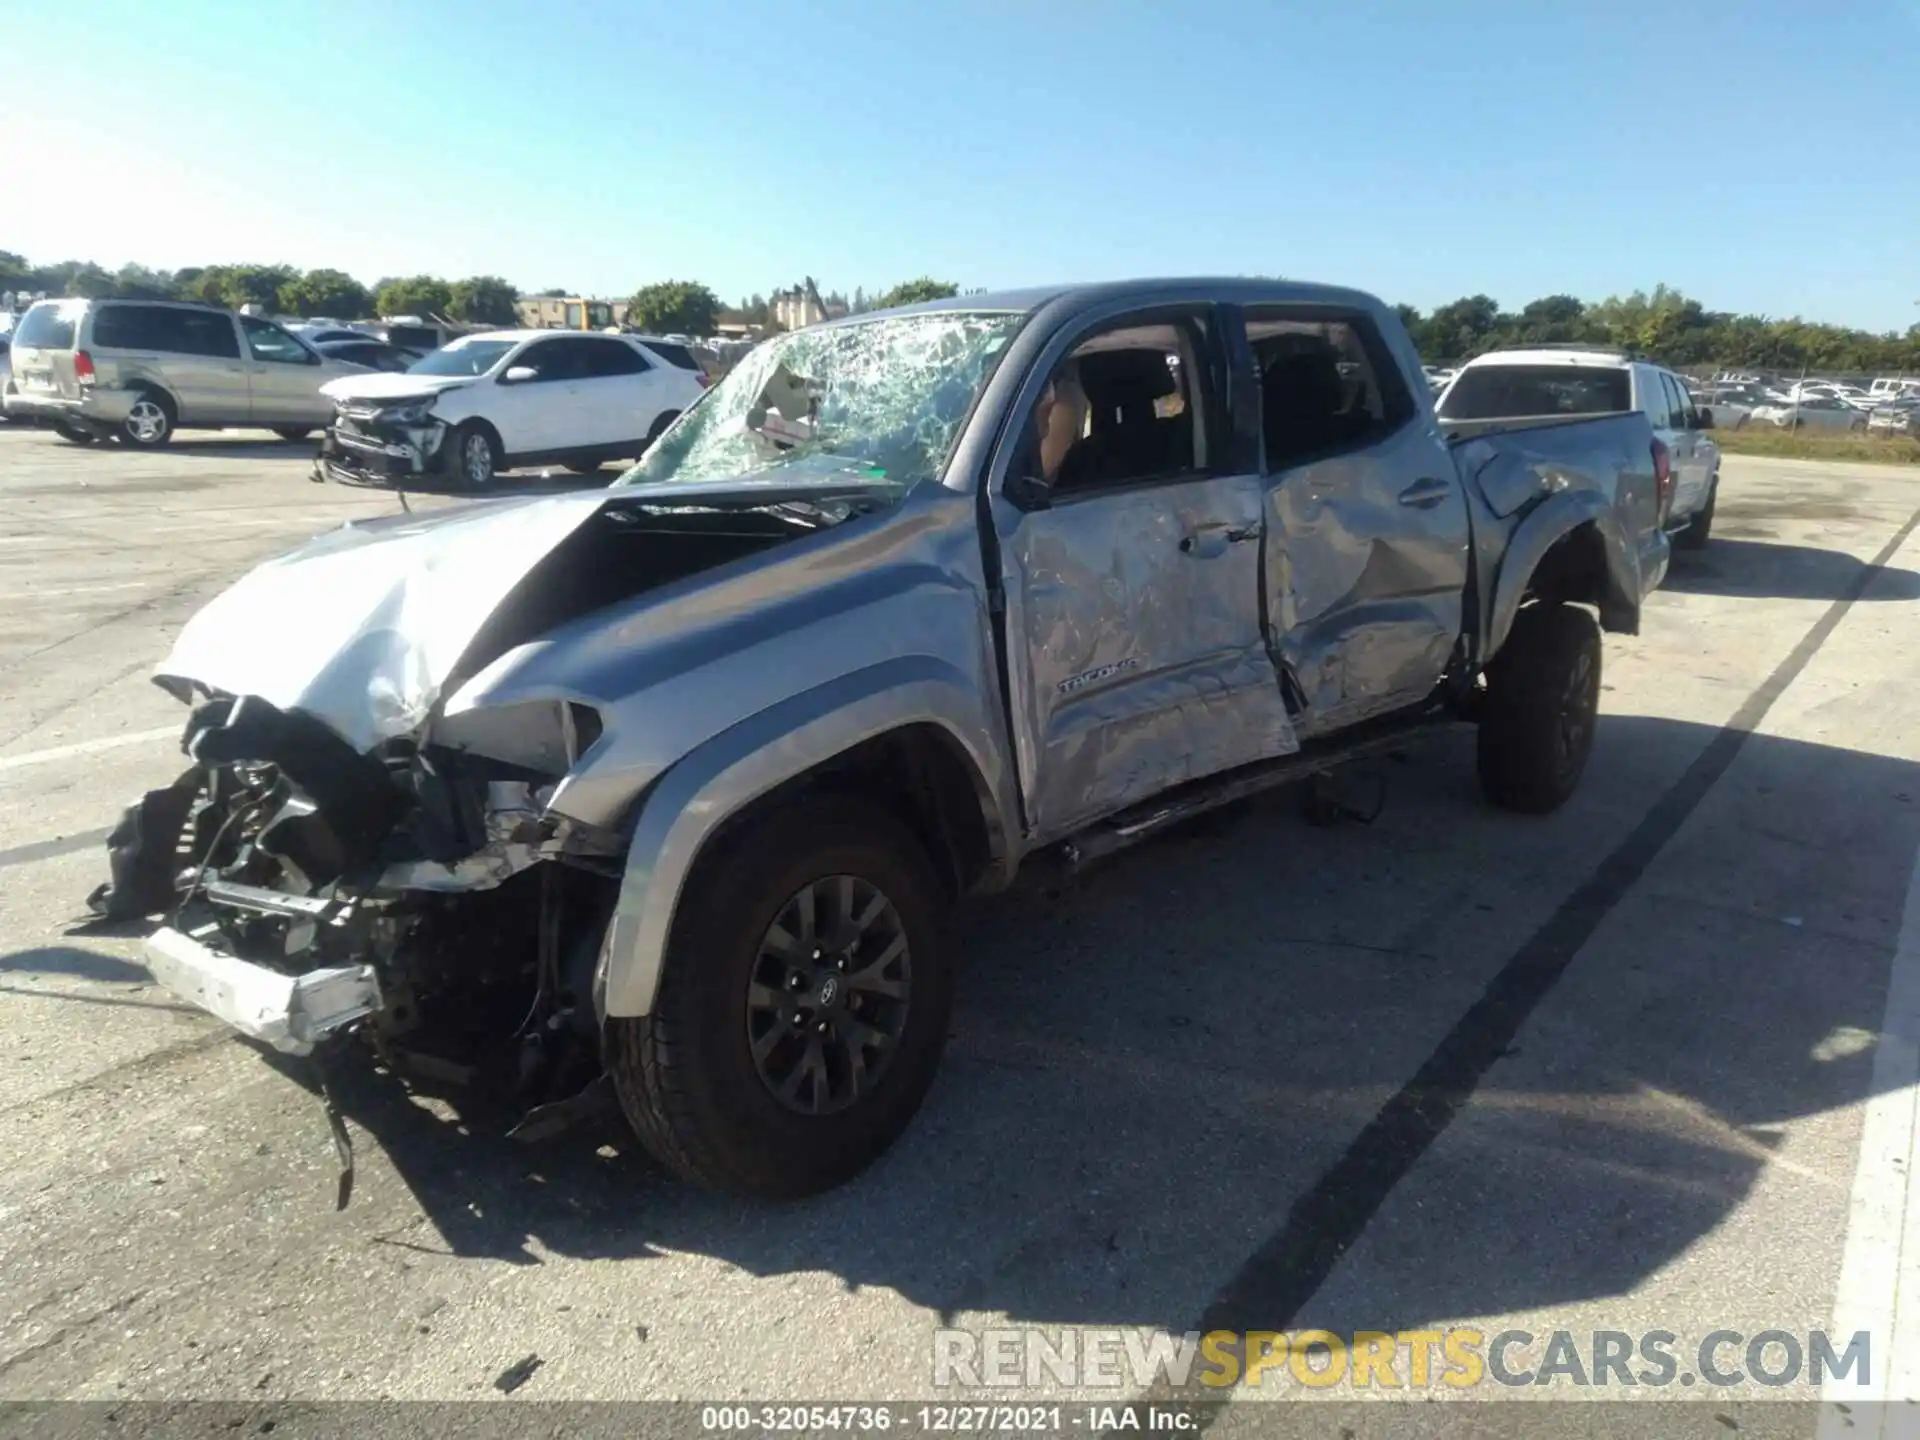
[352,317,464,356]
[312,338,417,374]
[3,298,373,446]
[1869,377,1920,402]
[314,329,708,487]
[1748,395,1869,432]
[1688,383,1762,430]
[0,332,11,420]
[1867,399,1920,437]
[292,324,383,348]
[1435,345,1720,548]
[93,278,1669,1199]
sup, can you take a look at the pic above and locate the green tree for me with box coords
[874,277,959,309]
[219,264,298,311]
[108,263,174,299]
[1512,294,1593,345]
[447,275,521,326]
[1423,295,1506,360]
[535,287,570,298]
[376,275,454,318]
[278,268,373,318]
[627,280,720,336]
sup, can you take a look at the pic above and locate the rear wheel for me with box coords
[120,390,175,448]
[637,409,680,457]
[1675,475,1716,551]
[273,426,314,442]
[607,796,954,1197]
[53,420,97,446]
[1477,603,1602,815]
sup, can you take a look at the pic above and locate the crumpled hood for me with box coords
[320,371,476,403]
[155,473,893,753]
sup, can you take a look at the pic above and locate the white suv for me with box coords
[1435,347,1720,548]
[317,329,709,488]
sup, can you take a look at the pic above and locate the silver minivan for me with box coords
[2,298,374,447]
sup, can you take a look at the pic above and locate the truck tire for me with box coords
[606,796,953,1197]
[1676,476,1716,550]
[1477,603,1602,815]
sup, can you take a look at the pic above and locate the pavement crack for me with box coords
[0,1287,149,1379]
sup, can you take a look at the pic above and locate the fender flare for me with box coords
[1486,490,1657,659]
[596,654,1018,1019]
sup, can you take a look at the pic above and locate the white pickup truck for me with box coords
[90,278,1671,1199]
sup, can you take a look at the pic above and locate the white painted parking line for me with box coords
[0,582,150,600]
[0,724,180,773]
[1821,841,1920,1434]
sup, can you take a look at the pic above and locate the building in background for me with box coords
[514,296,630,330]
[771,278,846,332]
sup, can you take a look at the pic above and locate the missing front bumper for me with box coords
[144,926,381,1055]
[314,421,446,484]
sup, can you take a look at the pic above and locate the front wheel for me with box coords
[607,797,954,1197]
[446,420,500,489]
[1477,603,1602,815]
[273,426,314,442]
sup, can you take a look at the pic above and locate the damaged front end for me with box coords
[105,692,622,1079]
[91,479,888,1197]
[315,392,451,484]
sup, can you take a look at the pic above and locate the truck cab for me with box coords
[96,278,1670,1201]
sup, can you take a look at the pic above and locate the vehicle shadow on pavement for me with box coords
[292,708,1920,1338]
[1664,537,1920,601]
[1,943,150,983]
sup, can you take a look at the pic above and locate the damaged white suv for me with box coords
[93,279,1669,1201]
[317,329,709,488]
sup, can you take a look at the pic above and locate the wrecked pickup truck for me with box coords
[96,279,1670,1199]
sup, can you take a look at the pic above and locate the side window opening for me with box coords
[1020,318,1210,498]
[1245,312,1410,472]
[240,314,311,365]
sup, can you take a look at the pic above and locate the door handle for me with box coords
[1397,478,1452,507]
[1178,523,1259,554]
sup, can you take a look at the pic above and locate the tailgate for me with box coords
[9,301,85,399]
[12,345,80,399]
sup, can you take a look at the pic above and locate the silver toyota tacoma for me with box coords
[90,279,1671,1199]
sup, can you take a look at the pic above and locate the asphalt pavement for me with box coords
[4,425,1920,1431]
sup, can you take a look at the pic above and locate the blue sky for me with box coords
[6,0,1918,331]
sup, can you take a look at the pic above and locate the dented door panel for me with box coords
[1263,421,1472,736]
[1001,473,1297,841]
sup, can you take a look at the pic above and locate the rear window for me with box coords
[384,325,441,351]
[1438,365,1631,420]
[14,301,80,350]
[641,341,702,371]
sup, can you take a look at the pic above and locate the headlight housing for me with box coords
[380,398,439,425]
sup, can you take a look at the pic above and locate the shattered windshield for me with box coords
[615,311,1026,489]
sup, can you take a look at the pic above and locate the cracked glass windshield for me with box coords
[615,310,1025,489]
